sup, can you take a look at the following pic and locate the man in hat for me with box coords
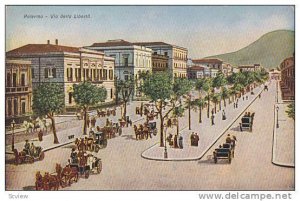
[23,140,30,155]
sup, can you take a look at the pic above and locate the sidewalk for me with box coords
[141,84,265,161]
[272,98,295,167]
[5,101,148,154]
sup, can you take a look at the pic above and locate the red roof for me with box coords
[90,40,133,47]
[192,58,223,63]
[133,42,171,46]
[188,66,204,71]
[7,44,80,55]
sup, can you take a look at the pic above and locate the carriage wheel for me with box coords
[95,145,100,153]
[85,171,90,179]
[39,152,45,161]
[97,160,102,174]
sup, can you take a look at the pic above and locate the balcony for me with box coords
[6,86,31,94]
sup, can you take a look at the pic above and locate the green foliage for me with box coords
[173,105,185,118]
[202,78,213,93]
[73,82,107,108]
[195,78,206,91]
[286,103,295,120]
[116,78,135,101]
[32,83,65,116]
[141,72,173,101]
[173,78,193,98]
[220,87,229,99]
[191,98,206,108]
[212,93,221,103]
[212,72,227,88]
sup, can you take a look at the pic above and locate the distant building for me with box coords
[133,42,188,78]
[5,59,32,124]
[238,64,261,72]
[280,55,295,100]
[6,40,115,109]
[222,62,233,76]
[187,66,204,79]
[269,69,281,80]
[192,58,223,71]
[86,39,152,98]
[152,53,169,73]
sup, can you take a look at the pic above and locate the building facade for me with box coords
[87,40,152,98]
[6,40,115,109]
[280,55,295,100]
[192,58,223,71]
[5,59,32,124]
[222,62,233,76]
[269,69,281,80]
[187,66,204,79]
[133,42,188,78]
[238,64,261,72]
[152,53,169,73]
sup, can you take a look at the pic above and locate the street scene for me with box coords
[5,6,295,191]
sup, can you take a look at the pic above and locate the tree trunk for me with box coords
[159,111,164,147]
[49,115,59,144]
[219,100,222,110]
[207,96,210,118]
[176,117,179,136]
[123,101,127,120]
[83,108,87,135]
[223,98,226,107]
[214,102,217,113]
[188,103,191,130]
[199,106,202,123]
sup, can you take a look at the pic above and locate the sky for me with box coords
[5,5,294,58]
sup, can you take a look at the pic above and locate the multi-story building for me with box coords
[238,64,261,72]
[152,53,169,73]
[280,55,295,100]
[133,42,188,78]
[192,58,223,71]
[86,39,152,98]
[222,62,233,76]
[187,66,204,79]
[6,40,115,109]
[5,59,32,124]
[269,69,281,80]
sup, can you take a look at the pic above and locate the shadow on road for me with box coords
[23,186,36,191]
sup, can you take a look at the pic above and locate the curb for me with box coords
[141,86,265,161]
[271,104,295,168]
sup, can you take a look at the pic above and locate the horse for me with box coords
[23,120,34,134]
[56,164,78,187]
[35,171,44,190]
[42,172,59,190]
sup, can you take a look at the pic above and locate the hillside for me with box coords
[206,30,295,69]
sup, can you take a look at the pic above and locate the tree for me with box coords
[286,103,295,120]
[211,93,221,114]
[116,78,135,120]
[213,72,227,89]
[191,98,206,123]
[73,82,107,135]
[202,78,213,118]
[32,83,64,144]
[220,87,229,107]
[141,73,192,147]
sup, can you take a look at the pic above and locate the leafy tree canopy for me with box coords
[32,83,65,116]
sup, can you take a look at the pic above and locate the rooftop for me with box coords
[192,58,223,63]
[90,39,133,47]
[7,44,80,55]
[133,42,187,50]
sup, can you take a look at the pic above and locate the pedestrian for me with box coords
[233,102,236,108]
[38,130,43,141]
[222,110,226,120]
[211,113,215,125]
[259,94,261,99]
[236,102,238,108]
[246,96,248,100]
[211,109,214,116]
[243,96,244,101]
[91,116,96,128]
[174,134,179,148]
[179,134,183,149]
[86,115,90,128]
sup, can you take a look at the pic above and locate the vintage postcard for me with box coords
[4,4,295,199]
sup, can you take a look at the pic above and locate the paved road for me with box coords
[5,81,294,190]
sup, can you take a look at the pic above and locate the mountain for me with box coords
[206,30,295,69]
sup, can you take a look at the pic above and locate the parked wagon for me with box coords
[240,112,255,132]
[213,147,232,164]
[14,146,45,165]
[148,121,157,136]
[70,155,102,179]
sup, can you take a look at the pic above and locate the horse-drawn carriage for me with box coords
[213,135,236,164]
[133,121,157,140]
[240,112,255,132]
[14,146,45,165]
[75,131,108,153]
[69,155,102,179]
[97,108,116,117]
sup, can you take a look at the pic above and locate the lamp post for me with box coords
[164,124,168,159]
[276,106,279,128]
[11,120,16,151]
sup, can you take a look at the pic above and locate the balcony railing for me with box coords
[6,86,30,93]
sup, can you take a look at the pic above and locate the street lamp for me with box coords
[11,119,16,151]
[164,124,168,159]
[276,106,279,128]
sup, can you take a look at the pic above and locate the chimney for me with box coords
[55,39,58,45]
[47,40,50,44]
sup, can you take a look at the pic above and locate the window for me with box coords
[103,69,107,80]
[21,73,26,86]
[32,69,35,78]
[12,73,17,87]
[67,68,73,82]
[109,70,113,80]
[164,52,168,56]
[111,88,113,99]
[69,92,73,104]
[21,101,26,114]
[124,74,129,81]
[45,67,56,78]
[6,73,11,87]
[123,55,129,66]
[14,98,18,115]
[7,99,12,116]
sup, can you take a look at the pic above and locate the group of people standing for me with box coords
[166,133,183,149]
